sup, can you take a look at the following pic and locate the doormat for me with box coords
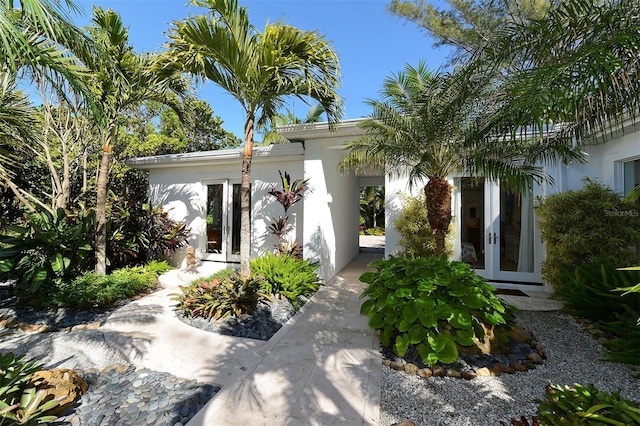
[494,289,529,297]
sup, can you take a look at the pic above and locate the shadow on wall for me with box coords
[305,225,333,282]
[150,183,204,267]
[384,189,406,258]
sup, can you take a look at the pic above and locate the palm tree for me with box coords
[257,103,326,145]
[163,0,342,276]
[340,62,548,255]
[0,0,92,187]
[470,0,640,145]
[87,7,189,274]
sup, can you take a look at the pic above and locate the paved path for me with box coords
[102,253,383,426]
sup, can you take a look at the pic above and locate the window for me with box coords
[623,158,640,198]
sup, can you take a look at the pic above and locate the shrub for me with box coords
[393,193,438,258]
[42,262,166,310]
[360,256,514,366]
[0,352,62,425]
[109,202,190,269]
[0,208,95,296]
[536,383,640,425]
[554,259,640,323]
[174,272,268,319]
[535,179,640,289]
[554,260,640,365]
[364,227,385,236]
[250,253,322,308]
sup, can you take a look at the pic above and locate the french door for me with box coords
[459,177,542,283]
[204,181,241,262]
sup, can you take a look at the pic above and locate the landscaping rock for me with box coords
[404,363,419,375]
[432,366,446,377]
[475,367,492,377]
[417,368,432,378]
[446,369,462,379]
[32,369,88,415]
[526,352,543,364]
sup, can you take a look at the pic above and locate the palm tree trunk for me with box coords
[424,176,452,256]
[95,121,116,275]
[240,115,255,277]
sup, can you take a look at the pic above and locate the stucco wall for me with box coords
[303,139,360,281]
[139,145,304,267]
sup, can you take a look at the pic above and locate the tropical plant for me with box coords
[265,170,308,257]
[46,262,165,309]
[387,0,550,64]
[468,0,640,148]
[536,383,640,425]
[360,186,384,230]
[534,180,640,290]
[162,0,343,276]
[359,256,513,366]
[0,352,62,426]
[616,265,640,325]
[250,253,321,309]
[0,0,95,189]
[0,353,42,401]
[553,259,640,323]
[393,192,438,258]
[257,103,326,145]
[108,202,190,269]
[86,7,189,275]
[339,62,547,255]
[174,272,268,319]
[0,207,95,297]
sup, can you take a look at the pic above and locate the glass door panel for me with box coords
[206,184,224,256]
[230,184,242,258]
[460,178,486,271]
[460,177,541,283]
[499,188,534,273]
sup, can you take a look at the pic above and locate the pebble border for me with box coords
[56,364,220,426]
[382,327,547,380]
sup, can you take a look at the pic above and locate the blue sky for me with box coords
[75,0,452,140]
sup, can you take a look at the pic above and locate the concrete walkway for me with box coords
[102,253,383,426]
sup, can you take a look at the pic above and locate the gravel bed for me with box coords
[176,296,301,340]
[57,365,220,426]
[380,310,640,426]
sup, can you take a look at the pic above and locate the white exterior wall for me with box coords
[132,144,305,267]
[302,139,360,281]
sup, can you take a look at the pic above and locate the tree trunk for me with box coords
[424,176,452,256]
[240,115,255,277]
[95,121,116,275]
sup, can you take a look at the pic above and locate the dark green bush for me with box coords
[535,179,640,289]
[536,383,640,425]
[173,272,267,319]
[359,256,514,366]
[0,208,95,296]
[251,253,322,308]
[554,260,640,365]
[109,202,189,269]
[555,259,640,322]
[393,193,439,258]
[43,262,167,309]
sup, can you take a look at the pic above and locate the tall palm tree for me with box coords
[87,7,189,274]
[340,62,551,254]
[163,0,342,276]
[0,0,92,187]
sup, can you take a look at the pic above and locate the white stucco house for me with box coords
[127,118,640,291]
